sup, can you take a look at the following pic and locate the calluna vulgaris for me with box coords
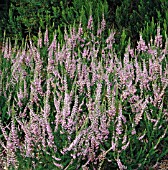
[0,16,168,170]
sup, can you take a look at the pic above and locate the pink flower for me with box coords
[101,14,106,31]
[44,27,49,46]
[122,140,130,150]
[87,15,93,30]
[137,35,148,52]
[116,158,127,170]
[37,28,42,48]
[116,104,123,135]
[53,162,63,169]
[154,27,162,47]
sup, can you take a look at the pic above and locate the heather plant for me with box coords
[0,16,168,170]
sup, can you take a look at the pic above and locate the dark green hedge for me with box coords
[0,0,167,50]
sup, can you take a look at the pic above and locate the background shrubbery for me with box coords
[0,0,168,49]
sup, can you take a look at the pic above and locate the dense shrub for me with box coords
[0,16,167,170]
[0,0,10,40]
[109,0,168,57]
[0,1,168,169]
[0,0,108,44]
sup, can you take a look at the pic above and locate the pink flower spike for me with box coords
[87,15,93,30]
[53,162,63,169]
[37,28,42,48]
[44,27,49,47]
[137,35,148,52]
[101,14,106,31]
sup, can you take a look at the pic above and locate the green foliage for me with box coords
[114,0,165,43]
[0,0,108,45]
[1,0,168,53]
[141,1,168,45]
[0,1,168,169]
[0,0,10,39]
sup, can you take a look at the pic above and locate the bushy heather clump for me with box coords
[0,16,168,170]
